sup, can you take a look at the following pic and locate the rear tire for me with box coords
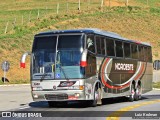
[135,85,142,101]
[129,84,135,102]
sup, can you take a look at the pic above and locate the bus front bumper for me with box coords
[32,90,92,101]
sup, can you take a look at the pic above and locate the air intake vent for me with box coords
[45,94,68,100]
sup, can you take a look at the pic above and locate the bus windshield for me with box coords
[32,34,84,80]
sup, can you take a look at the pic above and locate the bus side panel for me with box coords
[141,62,153,94]
[99,58,153,98]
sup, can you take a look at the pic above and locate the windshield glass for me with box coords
[32,34,84,80]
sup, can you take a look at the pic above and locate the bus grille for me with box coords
[45,94,68,100]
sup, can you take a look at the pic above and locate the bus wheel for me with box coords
[129,84,135,102]
[90,87,102,107]
[135,85,142,101]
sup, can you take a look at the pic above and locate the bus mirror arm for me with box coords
[20,51,31,68]
[80,49,88,67]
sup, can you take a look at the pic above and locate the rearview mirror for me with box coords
[20,51,31,68]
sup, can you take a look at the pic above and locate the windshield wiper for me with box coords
[40,64,52,82]
[58,63,69,80]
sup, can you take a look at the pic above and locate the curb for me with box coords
[0,84,30,87]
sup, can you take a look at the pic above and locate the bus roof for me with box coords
[35,28,151,47]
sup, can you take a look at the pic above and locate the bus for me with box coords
[20,28,153,107]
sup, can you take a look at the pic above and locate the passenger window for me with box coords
[96,36,101,55]
[85,53,96,78]
[87,34,95,53]
[106,39,115,56]
[148,47,152,62]
[115,41,123,58]
[96,36,105,55]
[144,47,148,61]
[131,44,138,59]
[124,42,131,58]
[138,46,144,61]
[101,38,105,55]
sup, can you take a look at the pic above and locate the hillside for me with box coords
[0,0,160,84]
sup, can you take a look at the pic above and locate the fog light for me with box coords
[75,93,80,97]
[33,94,38,98]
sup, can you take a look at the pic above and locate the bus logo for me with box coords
[58,81,76,87]
[53,85,57,90]
[115,63,134,71]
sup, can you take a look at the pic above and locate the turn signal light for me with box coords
[79,85,84,90]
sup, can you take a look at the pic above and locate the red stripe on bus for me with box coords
[134,63,145,81]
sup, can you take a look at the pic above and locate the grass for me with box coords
[0,0,160,83]
[0,79,29,85]
[153,82,160,89]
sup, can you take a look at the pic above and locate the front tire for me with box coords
[89,87,102,107]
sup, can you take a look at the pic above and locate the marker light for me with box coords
[20,63,25,68]
[80,49,87,67]
[79,85,84,90]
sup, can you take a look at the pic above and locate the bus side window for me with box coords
[138,46,142,61]
[96,36,101,55]
[101,38,105,55]
[106,38,115,57]
[139,46,144,61]
[96,36,105,55]
[124,42,131,58]
[85,53,96,78]
[131,44,138,59]
[148,47,152,62]
[87,34,95,53]
[115,41,123,58]
[144,47,148,61]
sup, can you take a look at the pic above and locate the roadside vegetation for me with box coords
[153,82,160,89]
[0,0,160,84]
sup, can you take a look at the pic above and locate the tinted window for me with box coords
[148,47,152,62]
[144,47,148,61]
[96,36,105,55]
[131,44,138,59]
[115,41,123,57]
[33,36,57,50]
[138,46,144,61]
[101,38,105,55]
[87,34,95,53]
[96,36,101,54]
[58,35,82,49]
[124,42,131,58]
[85,53,96,78]
[106,39,115,56]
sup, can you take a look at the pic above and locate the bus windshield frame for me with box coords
[31,33,85,80]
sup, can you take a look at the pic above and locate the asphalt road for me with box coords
[0,85,160,120]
